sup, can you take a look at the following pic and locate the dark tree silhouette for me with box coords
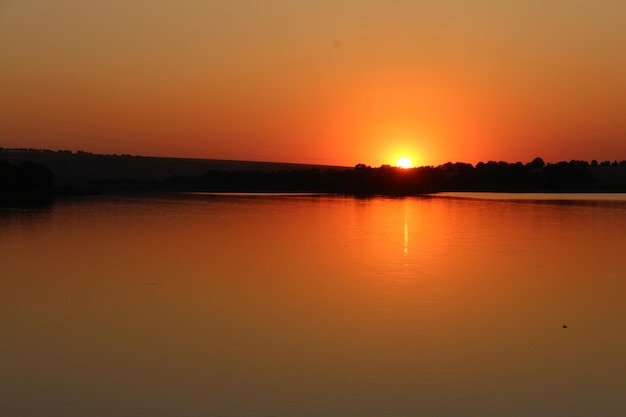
[0,161,55,203]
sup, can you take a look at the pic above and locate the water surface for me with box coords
[2,193,626,416]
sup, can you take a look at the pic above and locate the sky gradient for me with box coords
[1,1,626,167]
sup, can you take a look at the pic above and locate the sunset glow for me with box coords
[1,2,626,166]
[3,3,626,415]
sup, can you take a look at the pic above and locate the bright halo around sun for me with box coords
[396,157,413,169]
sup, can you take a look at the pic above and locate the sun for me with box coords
[396,157,413,169]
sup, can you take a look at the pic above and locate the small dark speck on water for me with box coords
[562,324,568,329]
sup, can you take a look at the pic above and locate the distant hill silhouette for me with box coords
[3,148,626,198]
[0,148,346,187]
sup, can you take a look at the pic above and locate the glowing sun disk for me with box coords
[396,157,413,169]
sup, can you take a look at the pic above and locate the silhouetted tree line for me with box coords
[4,155,626,198]
[430,157,599,191]
[0,161,55,202]
[0,147,133,157]
[159,157,608,195]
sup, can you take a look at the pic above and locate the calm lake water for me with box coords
[2,193,626,417]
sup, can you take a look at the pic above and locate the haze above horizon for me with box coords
[1,1,626,167]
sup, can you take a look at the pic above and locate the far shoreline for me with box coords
[4,149,626,203]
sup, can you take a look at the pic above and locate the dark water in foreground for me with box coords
[2,193,626,417]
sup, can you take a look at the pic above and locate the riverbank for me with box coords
[3,149,626,200]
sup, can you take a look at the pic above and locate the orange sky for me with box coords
[1,1,626,167]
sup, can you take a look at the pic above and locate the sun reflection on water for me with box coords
[403,209,409,257]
